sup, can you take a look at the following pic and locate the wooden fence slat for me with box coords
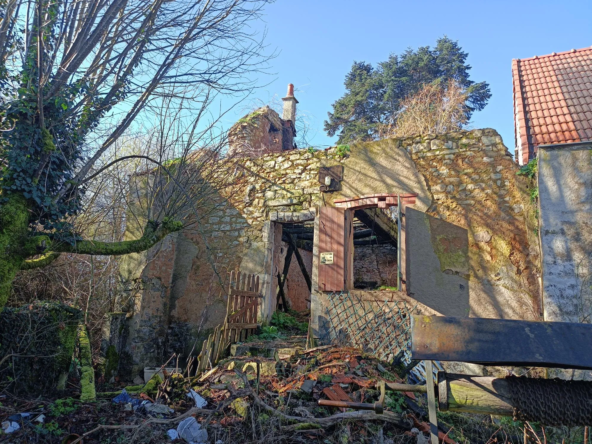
[193,271,262,377]
[211,325,220,366]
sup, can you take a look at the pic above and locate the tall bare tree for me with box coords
[0,0,272,308]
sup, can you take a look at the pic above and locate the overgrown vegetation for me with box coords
[517,158,539,202]
[0,0,273,310]
[0,302,81,394]
[247,310,308,342]
[335,144,351,157]
[378,79,469,138]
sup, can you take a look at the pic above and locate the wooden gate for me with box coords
[225,270,261,343]
[195,271,262,375]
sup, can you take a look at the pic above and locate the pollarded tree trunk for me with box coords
[0,192,183,310]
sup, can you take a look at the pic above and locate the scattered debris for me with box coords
[187,389,207,408]
[1,340,544,443]
[34,414,46,423]
[2,420,20,433]
[177,417,208,444]
[112,388,142,409]
[300,379,316,394]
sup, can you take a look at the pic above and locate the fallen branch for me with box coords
[317,361,346,370]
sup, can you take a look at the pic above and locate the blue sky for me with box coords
[223,0,592,151]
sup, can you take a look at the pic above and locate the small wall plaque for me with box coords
[320,252,334,265]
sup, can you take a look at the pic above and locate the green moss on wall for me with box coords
[41,128,56,153]
[78,326,96,401]
[433,235,469,273]
[0,194,29,308]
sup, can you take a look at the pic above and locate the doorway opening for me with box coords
[275,221,313,312]
[352,208,398,290]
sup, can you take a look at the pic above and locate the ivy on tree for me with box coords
[324,37,492,143]
[0,0,272,308]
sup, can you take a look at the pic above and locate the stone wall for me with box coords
[311,129,541,340]
[401,129,541,320]
[120,128,541,376]
[353,244,398,289]
[228,106,295,158]
[119,149,338,376]
[538,142,592,322]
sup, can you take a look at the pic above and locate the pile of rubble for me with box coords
[178,339,457,443]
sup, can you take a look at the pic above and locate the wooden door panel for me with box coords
[318,206,346,291]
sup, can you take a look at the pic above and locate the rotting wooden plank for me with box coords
[211,325,221,368]
[225,322,258,329]
[230,289,264,298]
[442,374,514,416]
[196,338,208,374]
[425,360,439,444]
[411,316,592,369]
[205,333,214,370]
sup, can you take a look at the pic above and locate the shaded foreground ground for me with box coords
[0,312,587,443]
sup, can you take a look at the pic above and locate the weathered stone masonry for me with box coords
[402,129,541,320]
[118,127,540,377]
[119,148,340,375]
[311,129,541,339]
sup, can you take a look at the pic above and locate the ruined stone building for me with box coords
[108,68,592,379]
[228,84,298,158]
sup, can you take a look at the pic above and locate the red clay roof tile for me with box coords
[513,46,592,163]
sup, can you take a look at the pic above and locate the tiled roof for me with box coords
[512,46,592,165]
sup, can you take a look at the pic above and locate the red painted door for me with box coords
[318,206,346,292]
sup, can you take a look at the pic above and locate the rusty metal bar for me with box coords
[411,316,592,369]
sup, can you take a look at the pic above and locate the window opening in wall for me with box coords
[352,208,398,290]
[268,121,281,146]
[275,222,314,312]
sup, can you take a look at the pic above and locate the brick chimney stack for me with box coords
[282,83,298,123]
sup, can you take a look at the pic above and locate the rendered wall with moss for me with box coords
[538,143,592,323]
